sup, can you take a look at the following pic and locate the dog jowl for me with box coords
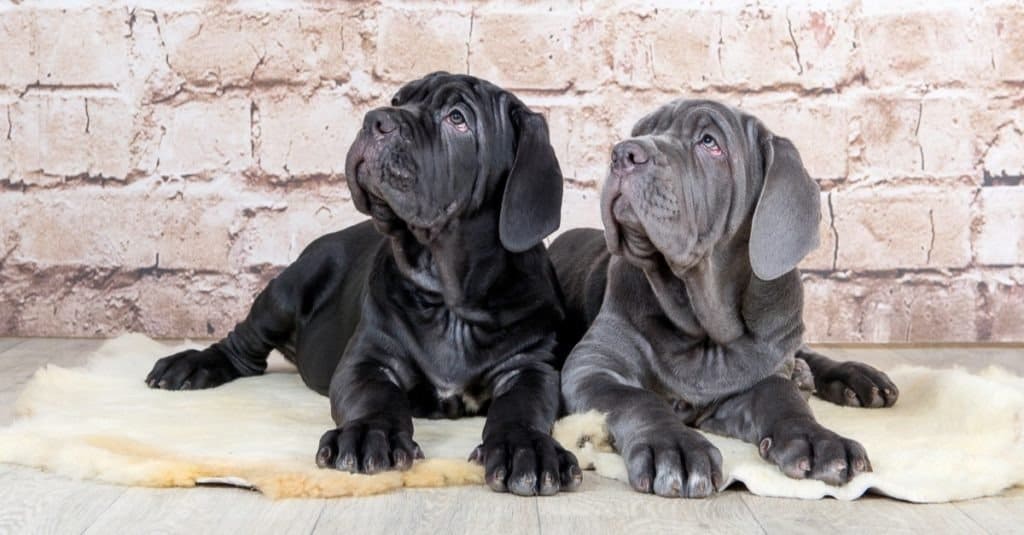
[145,72,581,496]
[552,100,897,498]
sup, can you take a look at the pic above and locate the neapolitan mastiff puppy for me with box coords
[551,100,898,498]
[145,72,582,496]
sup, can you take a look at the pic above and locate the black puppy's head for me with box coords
[602,99,820,280]
[345,72,563,252]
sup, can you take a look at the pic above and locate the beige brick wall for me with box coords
[1,1,1021,342]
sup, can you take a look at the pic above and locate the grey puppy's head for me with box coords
[602,99,820,280]
[345,72,563,252]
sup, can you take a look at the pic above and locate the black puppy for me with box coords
[146,72,582,497]
[551,100,897,498]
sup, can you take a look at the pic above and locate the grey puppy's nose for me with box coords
[611,141,649,175]
[365,109,398,136]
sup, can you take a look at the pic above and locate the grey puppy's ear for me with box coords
[499,109,564,253]
[749,135,821,280]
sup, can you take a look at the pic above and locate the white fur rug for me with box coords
[0,335,1022,502]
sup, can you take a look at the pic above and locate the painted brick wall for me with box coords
[0,0,1021,342]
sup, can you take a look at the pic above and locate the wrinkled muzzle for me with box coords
[601,135,716,273]
[345,107,461,231]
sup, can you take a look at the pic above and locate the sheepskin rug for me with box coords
[0,335,1022,502]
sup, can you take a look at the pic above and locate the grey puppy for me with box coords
[550,100,898,498]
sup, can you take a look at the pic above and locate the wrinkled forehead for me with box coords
[391,74,516,118]
[630,99,745,140]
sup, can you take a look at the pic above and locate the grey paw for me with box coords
[760,418,871,485]
[624,426,723,499]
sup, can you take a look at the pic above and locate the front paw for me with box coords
[316,417,423,474]
[760,418,871,485]
[470,425,582,496]
[814,361,898,408]
[145,348,241,390]
[624,426,723,498]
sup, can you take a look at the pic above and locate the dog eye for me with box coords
[448,110,465,125]
[700,134,723,155]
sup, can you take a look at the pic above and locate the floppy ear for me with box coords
[749,135,821,280]
[499,110,564,253]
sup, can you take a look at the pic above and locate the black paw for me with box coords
[814,361,899,408]
[469,425,582,496]
[145,348,241,390]
[624,426,723,498]
[315,417,423,474]
[760,418,871,485]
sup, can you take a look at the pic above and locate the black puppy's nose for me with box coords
[365,109,398,136]
[611,141,649,175]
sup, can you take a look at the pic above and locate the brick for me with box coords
[981,272,1024,341]
[0,266,270,338]
[0,190,237,271]
[850,96,921,178]
[470,10,609,91]
[981,121,1024,180]
[154,98,251,176]
[802,276,859,342]
[900,279,979,342]
[35,8,127,86]
[611,8,720,90]
[131,271,269,338]
[0,9,36,88]
[613,5,854,91]
[858,5,994,87]
[228,196,368,269]
[831,188,973,270]
[85,97,135,176]
[918,97,978,177]
[8,94,132,178]
[542,103,618,184]
[161,9,349,87]
[159,11,261,86]
[976,188,1024,266]
[989,3,1024,82]
[719,6,856,89]
[852,94,980,178]
[803,275,978,342]
[375,8,471,81]
[124,7,185,104]
[740,95,849,179]
[0,185,368,276]
[256,91,362,178]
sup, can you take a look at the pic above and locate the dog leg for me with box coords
[470,361,582,496]
[797,347,899,408]
[316,357,421,474]
[145,272,297,390]
[699,375,872,486]
[563,360,722,498]
[606,384,723,498]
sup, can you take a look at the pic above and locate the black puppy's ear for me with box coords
[499,109,564,253]
[749,135,821,280]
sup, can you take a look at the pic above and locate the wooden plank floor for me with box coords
[0,339,1021,534]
